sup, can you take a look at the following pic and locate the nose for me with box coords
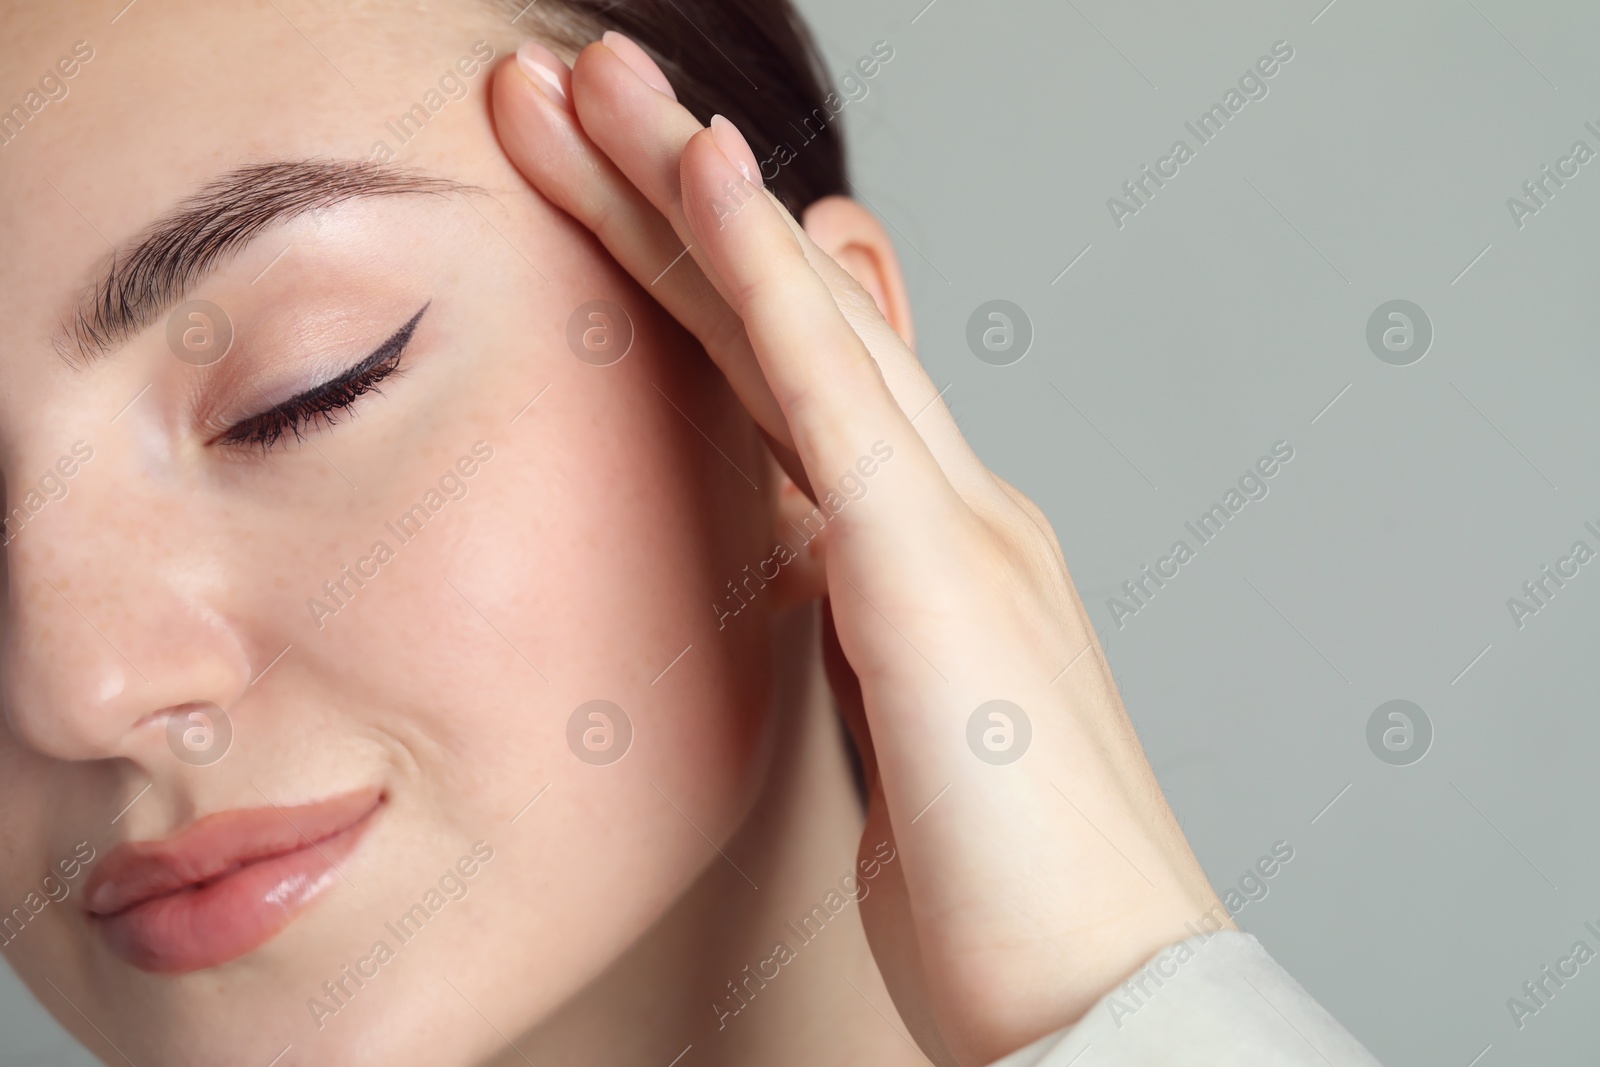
[0,439,253,763]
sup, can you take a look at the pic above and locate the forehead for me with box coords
[0,1,510,349]
[2,1,509,190]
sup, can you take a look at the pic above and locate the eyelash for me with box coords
[219,303,429,452]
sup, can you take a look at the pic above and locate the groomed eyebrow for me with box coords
[62,159,469,365]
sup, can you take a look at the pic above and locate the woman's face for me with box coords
[0,3,777,1062]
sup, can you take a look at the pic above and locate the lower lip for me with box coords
[97,807,379,975]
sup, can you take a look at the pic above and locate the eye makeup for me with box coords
[216,302,430,452]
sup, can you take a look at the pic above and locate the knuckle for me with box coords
[700,304,750,358]
[969,482,1073,592]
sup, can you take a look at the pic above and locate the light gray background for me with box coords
[6,0,1598,1063]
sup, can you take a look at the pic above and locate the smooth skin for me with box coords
[494,35,1231,1067]
[0,4,1227,1063]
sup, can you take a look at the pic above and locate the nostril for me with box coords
[130,709,166,733]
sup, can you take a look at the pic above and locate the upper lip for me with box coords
[86,787,384,917]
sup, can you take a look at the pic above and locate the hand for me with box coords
[491,33,1229,1066]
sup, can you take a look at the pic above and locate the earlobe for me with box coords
[801,195,916,348]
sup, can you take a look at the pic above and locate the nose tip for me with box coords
[0,419,256,768]
[2,639,144,761]
[1,566,252,764]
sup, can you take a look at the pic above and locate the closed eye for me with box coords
[218,302,429,452]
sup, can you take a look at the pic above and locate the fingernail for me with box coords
[517,40,570,104]
[710,114,762,187]
[601,30,677,101]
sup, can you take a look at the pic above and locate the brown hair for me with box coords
[493,0,847,214]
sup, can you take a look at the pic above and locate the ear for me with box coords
[801,195,916,348]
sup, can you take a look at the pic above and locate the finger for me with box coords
[567,41,998,502]
[674,126,964,529]
[568,38,725,293]
[787,212,999,503]
[491,41,807,490]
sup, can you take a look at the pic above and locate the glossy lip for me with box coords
[86,787,384,974]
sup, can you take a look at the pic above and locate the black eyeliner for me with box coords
[219,301,430,450]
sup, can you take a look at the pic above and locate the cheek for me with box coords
[283,267,778,1029]
[386,328,776,816]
